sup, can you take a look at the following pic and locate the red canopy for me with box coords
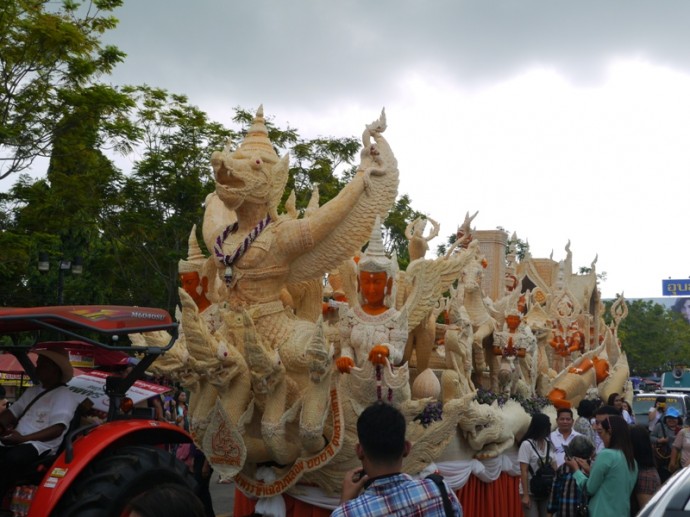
[0,352,37,373]
[41,341,131,368]
[0,342,122,381]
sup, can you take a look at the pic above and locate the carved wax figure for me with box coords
[0,348,80,495]
[337,218,408,373]
[405,216,439,262]
[179,224,223,334]
[209,107,398,349]
[203,106,399,471]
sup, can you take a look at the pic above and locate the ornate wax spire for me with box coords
[178,225,206,274]
[358,216,391,274]
[234,105,279,165]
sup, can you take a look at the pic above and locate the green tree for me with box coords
[612,299,690,375]
[288,137,359,211]
[505,232,530,262]
[578,266,607,283]
[1,84,136,305]
[0,0,126,179]
[114,87,234,310]
[436,232,457,258]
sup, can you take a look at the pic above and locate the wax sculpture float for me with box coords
[131,107,629,516]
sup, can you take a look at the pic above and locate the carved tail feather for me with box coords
[402,398,465,474]
[189,382,220,445]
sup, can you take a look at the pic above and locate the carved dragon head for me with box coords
[211,105,288,220]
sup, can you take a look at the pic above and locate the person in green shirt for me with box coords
[565,414,637,516]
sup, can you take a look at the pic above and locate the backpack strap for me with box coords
[527,439,554,479]
[546,440,551,463]
[426,473,455,517]
[527,439,549,469]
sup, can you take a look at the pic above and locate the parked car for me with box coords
[639,378,661,392]
[632,391,690,427]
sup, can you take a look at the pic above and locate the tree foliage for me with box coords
[611,299,690,375]
[0,0,126,179]
[114,86,235,309]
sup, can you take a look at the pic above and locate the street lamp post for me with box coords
[38,254,83,305]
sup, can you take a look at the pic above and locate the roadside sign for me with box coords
[662,279,690,296]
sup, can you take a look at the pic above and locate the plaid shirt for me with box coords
[331,473,462,517]
[547,464,585,516]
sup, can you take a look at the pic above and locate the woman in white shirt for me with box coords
[518,413,556,517]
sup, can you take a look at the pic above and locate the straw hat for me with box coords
[33,348,73,383]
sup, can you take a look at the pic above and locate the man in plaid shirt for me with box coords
[332,402,462,517]
[547,435,594,516]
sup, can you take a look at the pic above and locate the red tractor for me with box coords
[0,306,195,516]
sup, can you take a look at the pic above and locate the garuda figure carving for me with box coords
[198,106,399,479]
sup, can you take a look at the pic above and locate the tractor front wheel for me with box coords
[54,445,197,517]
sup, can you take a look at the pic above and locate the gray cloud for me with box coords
[103,0,690,108]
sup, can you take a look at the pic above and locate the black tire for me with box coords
[53,445,197,517]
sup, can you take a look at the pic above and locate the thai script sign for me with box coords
[662,279,690,296]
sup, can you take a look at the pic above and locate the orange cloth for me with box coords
[456,472,522,517]
[234,472,521,517]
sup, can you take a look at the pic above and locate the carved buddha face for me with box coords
[505,314,521,331]
[358,271,391,308]
[180,271,202,296]
[179,272,210,312]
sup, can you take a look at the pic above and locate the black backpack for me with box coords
[527,440,556,500]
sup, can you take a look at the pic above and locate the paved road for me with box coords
[210,477,235,517]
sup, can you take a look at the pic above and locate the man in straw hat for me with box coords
[0,347,81,495]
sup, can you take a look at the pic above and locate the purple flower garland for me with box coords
[213,215,272,285]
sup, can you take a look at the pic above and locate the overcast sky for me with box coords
[71,2,690,298]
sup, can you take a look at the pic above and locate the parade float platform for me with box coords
[233,452,523,517]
